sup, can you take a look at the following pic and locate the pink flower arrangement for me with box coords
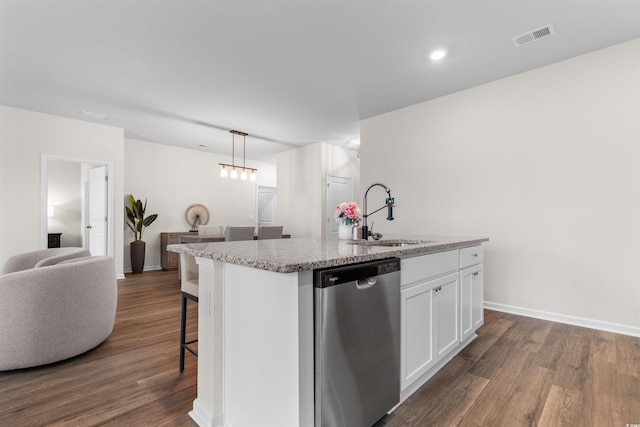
[334,201,362,225]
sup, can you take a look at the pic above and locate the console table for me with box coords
[160,232,197,270]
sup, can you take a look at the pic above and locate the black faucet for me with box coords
[362,183,394,240]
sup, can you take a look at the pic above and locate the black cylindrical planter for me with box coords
[130,240,146,274]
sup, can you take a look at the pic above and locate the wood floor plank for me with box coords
[551,326,591,392]
[384,372,489,426]
[616,371,640,426]
[616,333,640,379]
[461,353,553,426]
[532,322,571,371]
[538,384,582,426]
[578,356,619,426]
[589,329,617,364]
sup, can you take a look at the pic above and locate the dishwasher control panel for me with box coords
[314,258,400,288]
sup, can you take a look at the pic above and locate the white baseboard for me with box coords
[484,301,640,338]
[189,398,223,427]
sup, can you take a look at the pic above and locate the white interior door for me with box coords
[326,175,353,238]
[257,186,277,226]
[88,166,107,256]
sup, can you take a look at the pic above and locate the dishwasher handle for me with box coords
[356,276,378,290]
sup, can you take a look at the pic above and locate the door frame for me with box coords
[40,153,115,257]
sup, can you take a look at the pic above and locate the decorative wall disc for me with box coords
[185,204,210,231]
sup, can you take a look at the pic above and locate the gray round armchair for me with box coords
[0,249,117,370]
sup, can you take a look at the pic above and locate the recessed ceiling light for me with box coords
[430,49,447,61]
[79,110,107,120]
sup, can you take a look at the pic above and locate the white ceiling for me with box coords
[1,0,639,162]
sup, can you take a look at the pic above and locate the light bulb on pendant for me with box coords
[240,168,248,181]
[250,170,256,182]
[220,165,228,178]
[230,167,238,179]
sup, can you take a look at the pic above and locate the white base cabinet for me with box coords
[400,245,484,397]
[460,264,484,342]
[460,245,484,342]
[401,278,435,389]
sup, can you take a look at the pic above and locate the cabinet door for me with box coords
[435,273,459,360]
[460,264,483,341]
[471,265,484,331]
[401,281,434,391]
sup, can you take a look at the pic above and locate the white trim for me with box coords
[41,153,115,259]
[484,301,640,338]
[189,398,223,427]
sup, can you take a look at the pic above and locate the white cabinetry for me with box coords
[400,251,459,392]
[400,245,486,398]
[459,246,484,342]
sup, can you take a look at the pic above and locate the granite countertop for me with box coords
[167,235,489,274]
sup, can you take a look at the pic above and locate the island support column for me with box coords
[188,257,315,427]
[189,257,225,426]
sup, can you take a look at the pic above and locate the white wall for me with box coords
[124,138,277,272]
[277,143,323,238]
[361,39,640,331]
[0,105,125,275]
[277,142,360,238]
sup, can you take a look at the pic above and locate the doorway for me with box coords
[257,186,277,226]
[326,175,353,238]
[41,154,115,257]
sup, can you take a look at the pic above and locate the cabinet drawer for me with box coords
[460,245,483,268]
[401,250,459,287]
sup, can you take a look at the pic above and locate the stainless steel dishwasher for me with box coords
[314,258,401,427]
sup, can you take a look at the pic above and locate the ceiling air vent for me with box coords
[512,24,555,47]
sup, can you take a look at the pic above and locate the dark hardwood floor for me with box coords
[2,270,639,426]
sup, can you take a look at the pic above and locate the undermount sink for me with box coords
[347,239,435,247]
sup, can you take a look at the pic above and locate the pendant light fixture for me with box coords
[219,130,257,181]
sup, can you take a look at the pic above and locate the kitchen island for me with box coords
[168,235,488,427]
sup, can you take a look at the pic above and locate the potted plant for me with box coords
[125,194,158,274]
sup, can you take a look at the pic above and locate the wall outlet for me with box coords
[248,214,254,221]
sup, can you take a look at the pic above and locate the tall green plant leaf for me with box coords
[125,194,158,241]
